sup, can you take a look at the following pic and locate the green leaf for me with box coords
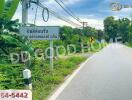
[1,0,20,20]
[0,0,5,17]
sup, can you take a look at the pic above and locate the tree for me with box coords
[128,23,132,43]
[0,18,34,65]
[84,26,97,38]
[97,30,105,42]
[104,16,119,42]
[118,18,130,43]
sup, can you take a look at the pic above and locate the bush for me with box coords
[32,56,86,100]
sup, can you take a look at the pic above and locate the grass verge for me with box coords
[32,56,86,100]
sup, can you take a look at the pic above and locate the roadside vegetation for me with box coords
[1,16,132,100]
[0,18,106,100]
[104,16,132,44]
[0,1,132,99]
[32,56,86,100]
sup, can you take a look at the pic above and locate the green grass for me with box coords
[0,56,86,100]
[32,56,86,100]
[125,42,132,48]
[0,64,24,89]
[0,38,107,100]
[90,42,108,52]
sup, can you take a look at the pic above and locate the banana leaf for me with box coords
[0,0,5,17]
[1,0,20,20]
[1,34,34,55]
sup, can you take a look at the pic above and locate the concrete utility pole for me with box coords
[22,0,32,90]
[81,22,88,36]
[80,22,88,36]
[22,0,29,25]
[81,22,88,30]
[80,22,88,53]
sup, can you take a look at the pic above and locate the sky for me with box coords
[13,0,132,30]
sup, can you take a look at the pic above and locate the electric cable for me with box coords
[58,0,81,21]
[38,2,82,27]
[54,0,82,23]
[42,7,49,22]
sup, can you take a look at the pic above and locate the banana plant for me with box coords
[0,33,34,67]
[0,0,20,20]
[0,0,5,17]
[0,0,35,67]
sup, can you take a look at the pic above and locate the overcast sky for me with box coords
[13,0,132,30]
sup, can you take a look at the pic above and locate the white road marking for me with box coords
[48,54,97,100]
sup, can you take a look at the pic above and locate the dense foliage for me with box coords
[0,18,106,99]
[104,16,132,43]
[1,16,132,99]
[0,1,132,100]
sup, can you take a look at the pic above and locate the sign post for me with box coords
[20,26,60,70]
[50,40,54,70]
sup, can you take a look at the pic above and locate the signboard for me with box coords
[0,90,32,100]
[20,26,60,40]
[90,37,95,43]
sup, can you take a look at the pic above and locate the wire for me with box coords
[42,7,49,22]
[24,0,82,27]
[54,0,82,23]
[58,0,81,22]
[38,2,82,27]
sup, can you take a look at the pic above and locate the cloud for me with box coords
[111,8,132,19]
[13,9,104,30]
[43,0,81,5]
[62,0,81,5]
[83,18,104,30]
[41,0,82,15]
[103,0,117,3]
[12,0,106,30]
[34,17,104,30]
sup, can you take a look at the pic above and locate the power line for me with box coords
[57,0,82,22]
[38,2,82,27]
[25,0,82,27]
[54,0,82,24]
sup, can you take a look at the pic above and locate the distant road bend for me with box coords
[51,43,132,100]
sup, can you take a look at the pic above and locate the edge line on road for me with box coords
[47,53,97,100]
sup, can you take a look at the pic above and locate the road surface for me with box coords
[55,43,132,100]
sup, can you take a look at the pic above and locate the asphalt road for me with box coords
[56,43,132,100]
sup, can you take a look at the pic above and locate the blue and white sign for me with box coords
[20,26,60,40]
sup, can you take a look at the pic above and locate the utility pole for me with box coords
[21,0,54,71]
[81,22,88,30]
[80,22,88,53]
[22,0,29,25]
[80,22,88,36]
[22,0,32,90]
